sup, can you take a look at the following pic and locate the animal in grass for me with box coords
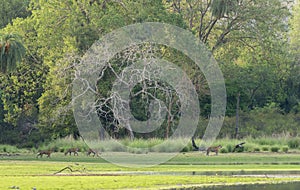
[232,142,246,152]
[65,148,79,156]
[36,150,52,158]
[86,148,100,157]
[206,145,222,156]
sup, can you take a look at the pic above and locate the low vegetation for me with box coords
[1,137,300,155]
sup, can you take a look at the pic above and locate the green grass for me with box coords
[2,151,300,165]
[169,152,300,165]
[1,152,300,189]
[3,174,299,190]
[1,138,300,189]
[4,175,300,190]
[0,160,300,189]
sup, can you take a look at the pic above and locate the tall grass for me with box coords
[213,136,300,153]
[38,137,89,153]
[86,138,189,153]
[287,138,300,149]
[2,136,300,154]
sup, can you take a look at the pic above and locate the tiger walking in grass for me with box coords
[86,148,100,157]
[36,150,52,158]
[206,145,222,156]
[65,148,79,156]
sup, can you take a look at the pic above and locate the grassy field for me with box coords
[1,152,300,189]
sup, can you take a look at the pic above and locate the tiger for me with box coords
[36,150,52,158]
[64,148,79,156]
[86,148,99,157]
[206,145,222,156]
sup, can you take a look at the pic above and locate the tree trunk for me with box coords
[98,127,105,140]
[126,123,134,140]
[165,99,173,139]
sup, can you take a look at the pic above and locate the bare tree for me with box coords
[73,42,200,140]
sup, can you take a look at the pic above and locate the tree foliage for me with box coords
[0,0,31,29]
[0,0,298,143]
[165,0,292,51]
[0,33,26,73]
[288,0,300,113]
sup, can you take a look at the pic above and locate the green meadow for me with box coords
[1,152,300,189]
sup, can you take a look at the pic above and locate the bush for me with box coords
[235,146,244,152]
[58,147,67,152]
[270,146,280,152]
[282,146,289,153]
[0,144,28,153]
[257,138,273,146]
[288,139,300,149]
[262,146,269,151]
[220,148,228,153]
[180,146,190,153]
[151,140,182,152]
[42,137,89,152]
[254,147,260,152]
[226,144,234,153]
[243,144,254,152]
[108,142,126,152]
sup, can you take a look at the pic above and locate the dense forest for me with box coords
[0,0,299,147]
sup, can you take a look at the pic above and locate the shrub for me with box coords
[257,138,272,145]
[243,144,254,152]
[59,147,66,152]
[262,146,269,151]
[31,147,37,153]
[226,144,234,153]
[151,139,186,152]
[288,139,300,149]
[282,146,289,153]
[107,142,126,152]
[236,146,244,152]
[180,146,189,153]
[270,146,280,152]
[128,139,150,148]
[254,147,260,152]
[42,137,89,152]
[220,148,228,153]
[0,144,22,153]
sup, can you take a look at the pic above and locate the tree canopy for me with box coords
[0,0,299,145]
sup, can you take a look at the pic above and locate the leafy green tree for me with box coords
[290,0,300,55]
[0,0,296,141]
[0,0,31,29]
[211,0,238,19]
[0,62,47,126]
[287,0,300,113]
[0,33,26,73]
[26,0,185,138]
[164,0,291,51]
